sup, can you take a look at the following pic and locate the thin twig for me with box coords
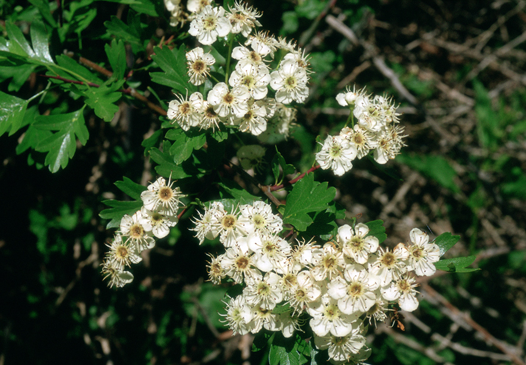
[270,165,321,191]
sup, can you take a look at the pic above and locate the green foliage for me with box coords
[269,334,313,365]
[272,147,295,185]
[105,39,127,80]
[434,255,478,273]
[283,173,336,231]
[0,91,29,136]
[99,176,147,228]
[150,45,196,94]
[166,129,207,164]
[33,109,89,172]
[434,232,461,257]
[365,219,387,243]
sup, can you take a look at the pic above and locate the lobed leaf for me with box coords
[33,109,89,173]
[434,232,460,257]
[105,39,126,80]
[150,45,196,94]
[114,177,147,200]
[0,91,29,137]
[365,220,387,244]
[84,85,121,122]
[283,174,336,231]
[434,255,479,273]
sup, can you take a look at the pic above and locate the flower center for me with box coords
[192,60,206,73]
[151,212,164,225]
[203,16,217,30]
[257,282,271,295]
[222,215,237,229]
[249,51,261,63]
[158,187,173,201]
[324,304,340,320]
[211,262,222,274]
[349,236,364,249]
[322,255,337,270]
[398,279,411,292]
[283,274,297,287]
[263,241,276,255]
[284,76,297,89]
[116,246,129,260]
[231,308,242,322]
[204,105,218,118]
[243,111,253,121]
[296,289,306,299]
[348,282,363,297]
[381,252,396,267]
[235,256,249,270]
[353,133,364,145]
[130,224,144,239]
[329,144,342,158]
[241,75,256,88]
[223,93,235,105]
[252,214,266,228]
[179,102,191,115]
[411,246,424,260]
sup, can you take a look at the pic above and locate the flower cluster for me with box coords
[316,86,407,176]
[166,1,311,137]
[192,200,440,364]
[101,177,185,288]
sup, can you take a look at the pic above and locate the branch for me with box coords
[270,165,321,191]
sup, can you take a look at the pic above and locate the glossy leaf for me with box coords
[114,177,147,200]
[434,255,479,273]
[0,91,29,137]
[283,173,336,231]
[434,232,460,257]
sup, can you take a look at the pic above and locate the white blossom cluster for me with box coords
[101,177,185,288]
[316,86,407,176]
[166,1,310,137]
[192,200,440,364]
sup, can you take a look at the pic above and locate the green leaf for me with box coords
[168,129,207,164]
[149,144,193,179]
[434,255,479,273]
[434,232,460,257]
[16,106,50,155]
[218,179,260,202]
[396,154,460,193]
[30,20,54,64]
[105,39,126,80]
[0,62,37,92]
[252,331,275,352]
[283,174,336,231]
[29,0,58,28]
[33,109,89,173]
[104,16,143,50]
[114,177,147,200]
[150,45,196,94]
[365,220,387,244]
[272,147,295,185]
[55,55,103,83]
[130,0,159,16]
[141,129,163,155]
[84,85,121,122]
[0,91,29,137]
[99,199,144,229]
[5,21,35,59]
[269,334,311,365]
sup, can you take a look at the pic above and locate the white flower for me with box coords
[316,135,357,176]
[120,211,156,252]
[248,232,291,272]
[310,242,345,281]
[287,271,321,314]
[248,305,280,334]
[270,59,309,104]
[245,31,278,58]
[105,234,142,270]
[198,100,222,130]
[211,205,246,247]
[364,297,389,326]
[308,295,358,337]
[243,272,283,310]
[208,82,250,118]
[369,245,408,287]
[232,44,270,68]
[283,50,311,73]
[336,85,363,107]
[188,5,231,45]
[340,125,375,160]
[221,241,260,284]
[206,253,226,284]
[140,206,178,239]
[238,201,282,235]
[232,100,268,135]
[291,238,322,271]
[167,92,204,131]
[337,224,379,264]
[141,177,186,216]
[186,47,215,86]
[187,0,210,13]
[191,203,223,244]
[221,295,253,335]
[314,326,366,361]
[226,1,262,37]
[275,311,301,338]
[405,228,440,276]
[381,274,420,312]
[230,63,270,100]
[101,259,134,288]
[327,264,378,315]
